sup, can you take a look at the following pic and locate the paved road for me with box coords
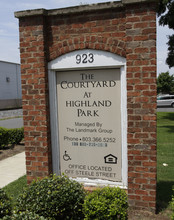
[157,107,174,112]
[0,118,23,128]
[0,108,23,119]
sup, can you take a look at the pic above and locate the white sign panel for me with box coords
[57,68,122,182]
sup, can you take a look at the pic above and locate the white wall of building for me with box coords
[0,61,22,109]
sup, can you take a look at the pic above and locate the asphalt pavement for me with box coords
[0,117,23,128]
[157,107,174,112]
[0,108,23,128]
[0,108,23,119]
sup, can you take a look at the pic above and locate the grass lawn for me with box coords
[2,112,174,215]
[157,112,174,211]
[3,175,27,205]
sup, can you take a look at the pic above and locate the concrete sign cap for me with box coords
[122,0,159,4]
[14,0,158,18]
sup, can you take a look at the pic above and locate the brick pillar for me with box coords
[19,15,52,183]
[126,2,157,212]
[15,0,158,212]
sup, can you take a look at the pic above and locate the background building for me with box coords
[0,60,22,109]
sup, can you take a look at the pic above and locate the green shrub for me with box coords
[83,187,128,220]
[2,211,46,220]
[8,127,24,145]
[0,127,24,149]
[15,175,86,220]
[0,127,9,148]
[0,188,12,218]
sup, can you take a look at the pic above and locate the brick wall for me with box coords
[126,2,156,209]
[15,0,157,212]
[126,3,157,211]
[19,15,52,183]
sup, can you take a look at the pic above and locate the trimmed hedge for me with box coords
[0,188,12,218]
[2,211,46,220]
[15,175,86,220]
[83,187,128,220]
[0,127,24,149]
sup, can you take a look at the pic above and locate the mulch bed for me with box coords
[0,143,25,161]
[128,209,171,220]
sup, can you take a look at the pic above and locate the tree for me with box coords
[157,71,174,94]
[158,0,174,68]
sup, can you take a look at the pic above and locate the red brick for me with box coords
[32,162,42,167]
[143,173,156,178]
[134,35,148,41]
[135,178,148,184]
[128,172,141,178]
[134,48,149,53]
[143,162,156,167]
[135,167,149,172]
[128,138,140,144]
[27,166,37,171]
[128,115,141,121]
[127,17,140,22]
[135,97,149,103]
[127,67,141,72]
[129,150,141,155]
[38,157,48,162]
[142,15,156,21]
[134,23,148,28]
[134,155,148,160]
[135,190,148,195]
[142,196,156,202]
[129,195,141,200]
[143,115,156,121]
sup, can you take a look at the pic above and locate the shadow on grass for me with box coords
[157,181,174,213]
[161,125,174,133]
[159,112,174,121]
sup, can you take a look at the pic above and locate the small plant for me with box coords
[0,188,12,218]
[83,186,128,220]
[2,211,46,220]
[15,175,86,220]
[0,127,24,149]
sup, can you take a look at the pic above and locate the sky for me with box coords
[0,0,173,76]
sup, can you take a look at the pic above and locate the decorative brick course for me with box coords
[15,0,157,213]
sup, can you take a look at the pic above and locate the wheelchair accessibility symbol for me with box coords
[63,151,71,161]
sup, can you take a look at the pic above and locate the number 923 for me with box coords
[76,53,94,64]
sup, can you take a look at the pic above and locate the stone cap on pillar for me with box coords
[14,0,159,18]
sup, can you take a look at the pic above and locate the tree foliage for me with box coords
[158,0,174,68]
[157,71,174,94]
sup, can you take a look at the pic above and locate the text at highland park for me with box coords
[57,68,122,182]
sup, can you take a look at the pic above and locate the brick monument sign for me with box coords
[15,0,158,212]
